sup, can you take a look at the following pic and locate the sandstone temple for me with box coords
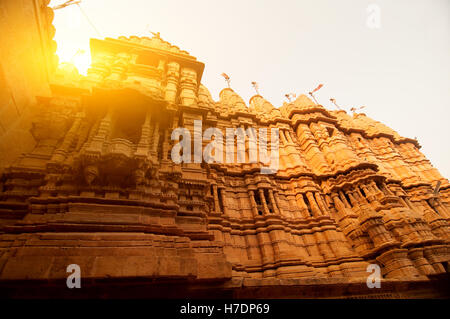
[0,1,449,298]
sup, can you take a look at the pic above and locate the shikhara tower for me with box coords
[0,30,449,297]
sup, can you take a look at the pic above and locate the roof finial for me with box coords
[251,81,260,95]
[350,106,366,114]
[221,73,231,88]
[285,93,297,102]
[52,0,81,10]
[150,31,161,39]
[430,180,442,205]
[308,84,323,104]
[330,98,342,110]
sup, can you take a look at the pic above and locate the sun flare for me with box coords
[56,46,91,76]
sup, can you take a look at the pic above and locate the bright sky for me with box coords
[50,0,450,179]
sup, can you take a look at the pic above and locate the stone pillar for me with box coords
[295,193,311,218]
[268,189,280,214]
[315,193,329,216]
[136,111,152,156]
[273,191,284,216]
[88,106,114,152]
[408,248,436,275]
[306,192,322,217]
[220,187,229,215]
[259,189,270,215]
[339,191,351,208]
[51,112,83,163]
[179,68,198,106]
[279,130,288,145]
[332,194,346,213]
[165,62,180,104]
[424,246,447,274]
[151,121,160,155]
[161,128,170,161]
[249,190,259,218]
[376,249,421,279]
[285,130,294,143]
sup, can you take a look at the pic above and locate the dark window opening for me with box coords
[263,189,270,205]
[375,181,383,191]
[110,105,146,144]
[326,127,335,137]
[360,187,367,198]
[254,191,262,205]
[343,192,353,207]
[303,194,311,212]
[218,189,224,213]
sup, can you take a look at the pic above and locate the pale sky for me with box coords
[50,0,450,179]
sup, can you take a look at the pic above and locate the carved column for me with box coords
[165,62,180,104]
[151,121,160,156]
[295,193,311,218]
[51,112,83,163]
[249,190,259,217]
[268,189,280,214]
[273,191,284,216]
[306,192,322,217]
[220,187,229,215]
[179,68,198,106]
[136,111,152,156]
[259,189,269,215]
[315,193,329,216]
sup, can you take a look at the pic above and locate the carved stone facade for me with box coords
[0,33,449,298]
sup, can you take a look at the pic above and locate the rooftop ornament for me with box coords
[308,83,323,104]
[350,106,366,114]
[330,98,342,111]
[150,31,161,39]
[221,73,231,88]
[251,81,260,95]
[52,0,81,10]
[285,93,297,102]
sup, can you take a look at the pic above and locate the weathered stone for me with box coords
[0,1,448,298]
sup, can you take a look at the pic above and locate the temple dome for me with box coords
[249,95,275,113]
[293,94,316,109]
[219,88,247,111]
[198,84,215,105]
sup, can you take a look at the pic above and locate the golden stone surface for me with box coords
[0,2,449,298]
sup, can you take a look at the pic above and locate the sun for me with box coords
[56,46,91,76]
[51,0,94,76]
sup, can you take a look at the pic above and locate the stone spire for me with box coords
[219,88,247,112]
[293,94,317,109]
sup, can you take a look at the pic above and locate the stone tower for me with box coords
[0,33,448,298]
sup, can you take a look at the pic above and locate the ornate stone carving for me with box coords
[0,32,448,298]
